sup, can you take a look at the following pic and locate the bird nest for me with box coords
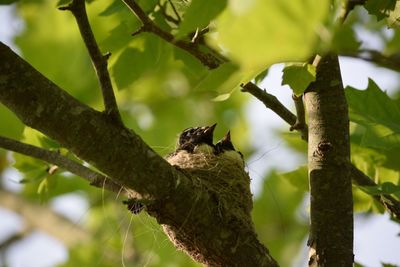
[166,150,253,223]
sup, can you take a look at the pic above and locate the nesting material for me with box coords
[167,150,251,211]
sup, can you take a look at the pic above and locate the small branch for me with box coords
[0,136,123,193]
[240,82,297,126]
[121,0,226,69]
[291,94,308,141]
[59,0,122,125]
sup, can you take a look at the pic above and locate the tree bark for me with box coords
[304,54,353,266]
[0,42,278,267]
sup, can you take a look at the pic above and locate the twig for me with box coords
[59,0,122,125]
[291,94,308,141]
[121,0,226,69]
[240,82,297,126]
[0,136,123,193]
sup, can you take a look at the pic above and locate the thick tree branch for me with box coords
[59,0,122,125]
[0,136,122,193]
[0,42,278,267]
[121,0,226,69]
[0,42,175,199]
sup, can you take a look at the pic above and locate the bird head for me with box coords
[215,131,244,167]
[177,123,217,153]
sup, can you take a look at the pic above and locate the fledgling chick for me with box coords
[215,131,244,168]
[177,123,217,154]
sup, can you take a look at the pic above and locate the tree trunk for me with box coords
[304,54,353,266]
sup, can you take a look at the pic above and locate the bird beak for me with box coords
[224,130,231,141]
[205,123,217,134]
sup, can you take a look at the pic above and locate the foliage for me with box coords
[0,0,400,266]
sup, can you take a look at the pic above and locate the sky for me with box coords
[1,4,400,267]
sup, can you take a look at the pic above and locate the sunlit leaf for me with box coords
[212,92,231,102]
[177,0,227,38]
[346,79,400,150]
[0,104,24,140]
[213,0,329,71]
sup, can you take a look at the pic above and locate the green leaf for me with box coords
[282,63,316,96]
[331,24,361,53]
[194,62,240,92]
[111,34,166,90]
[177,0,227,38]
[364,0,397,21]
[346,79,400,150]
[279,166,309,192]
[381,182,400,194]
[99,0,125,16]
[56,0,71,7]
[213,0,329,71]
[254,68,269,85]
[0,104,24,140]
[359,182,400,196]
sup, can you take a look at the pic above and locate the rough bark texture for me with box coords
[304,54,353,266]
[0,42,278,267]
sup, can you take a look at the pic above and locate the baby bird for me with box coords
[177,123,217,154]
[215,131,244,168]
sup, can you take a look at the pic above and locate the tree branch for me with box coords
[59,0,122,125]
[0,42,278,266]
[291,94,308,141]
[0,136,122,193]
[240,82,298,126]
[121,0,226,69]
